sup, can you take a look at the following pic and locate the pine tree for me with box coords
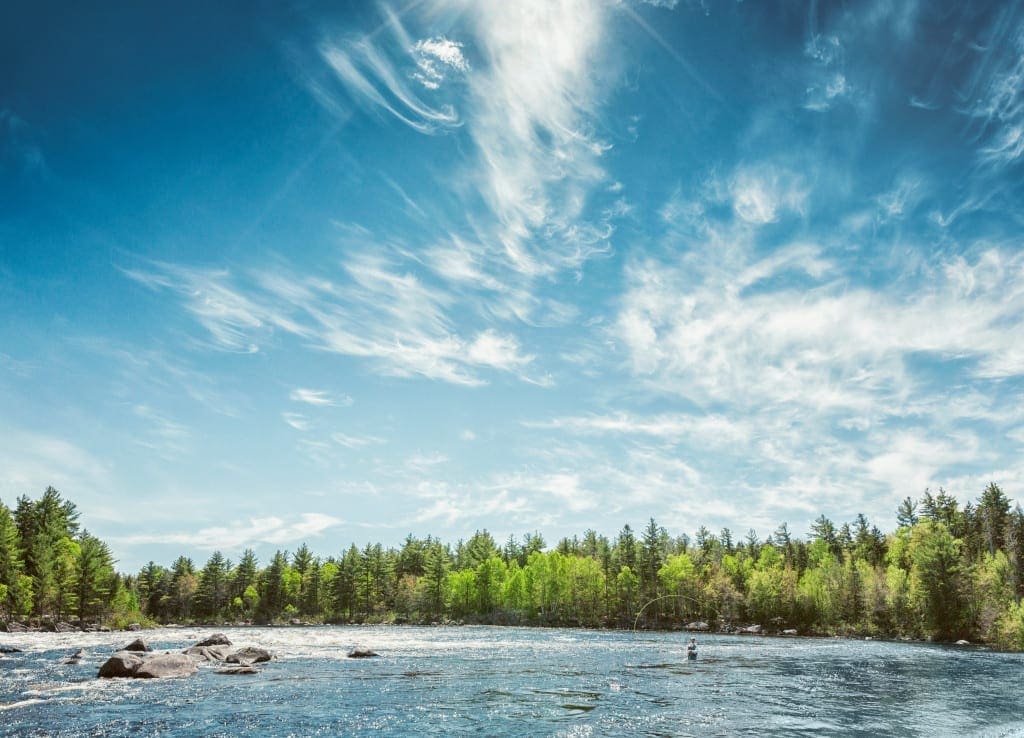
[0,500,26,618]
[75,531,114,622]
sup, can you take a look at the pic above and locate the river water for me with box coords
[1,625,1022,736]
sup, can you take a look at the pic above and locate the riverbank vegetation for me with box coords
[3,484,1024,649]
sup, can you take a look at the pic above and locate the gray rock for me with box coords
[98,652,147,678]
[686,621,710,632]
[782,629,798,636]
[122,638,151,652]
[226,646,272,665]
[184,645,232,661]
[6,622,28,633]
[133,653,198,679]
[125,623,142,632]
[63,648,85,664]
[955,639,971,646]
[348,648,380,658]
[216,666,261,675]
[195,633,232,647]
[739,624,763,635]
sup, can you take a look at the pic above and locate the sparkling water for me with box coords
[2,626,1023,736]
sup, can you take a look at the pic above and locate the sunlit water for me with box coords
[2,625,1023,736]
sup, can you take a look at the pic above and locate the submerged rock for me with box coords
[0,646,23,653]
[348,648,380,658]
[63,649,85,664]
[216,666,261,675]
[195,633,231,647]
[226,646,272,665]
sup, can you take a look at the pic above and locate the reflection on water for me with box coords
[1,625,1024,736]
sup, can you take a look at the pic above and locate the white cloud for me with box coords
[332,432,387,449]
[317,32,461,134]
[114,513,343,550]
[731,167,807,225]
[412,37,469,89]
[121,256,540,387]
[289,388,353,407]
[452,0,616,278]
[965,21,1024,169]
[282,412,310,431]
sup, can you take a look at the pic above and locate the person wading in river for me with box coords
[687,637,697,660]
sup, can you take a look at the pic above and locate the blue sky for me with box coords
[2,0,1023,571]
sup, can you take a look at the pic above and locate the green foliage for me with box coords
[11,483,1024,651]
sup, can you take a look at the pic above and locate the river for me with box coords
[1,625,1022,736]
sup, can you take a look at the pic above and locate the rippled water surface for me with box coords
[2,626,1023,736]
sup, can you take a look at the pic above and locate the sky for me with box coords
[2,0,1024,572]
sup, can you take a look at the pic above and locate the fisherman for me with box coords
[687,637,697,660]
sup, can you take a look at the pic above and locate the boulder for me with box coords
[122,638,151,652]
[98,652,147,678]
[348,648,379,659]
[184,645,232,662]
[133,653,198,679]
[125,623,142,632]
[63,648,85,664]
[55,621,79,633]
[195,633,231,647]
[226,646,272,665]
[739,624,763,635]
[6,622,28,633]
[955,639,971,646]
[686,621,710,632]
[782,629,798,636]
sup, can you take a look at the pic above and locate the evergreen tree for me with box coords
[169,556,197,621]
[75,531,114,622]
[614,524,637,572]
[0,500,26,618]
[259,551,290,621]
[195,551,230,618]
[896,497,918,528]
[978,482,1011,556]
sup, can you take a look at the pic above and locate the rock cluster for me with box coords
[97,633,274,679]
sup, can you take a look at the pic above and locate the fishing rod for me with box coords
[632,593,717,631]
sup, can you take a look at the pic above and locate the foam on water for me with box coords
[2,626,1023,736]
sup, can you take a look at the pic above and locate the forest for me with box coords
[3,484,1024,650]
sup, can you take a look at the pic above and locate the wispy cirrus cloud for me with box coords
[332,432,387,449]
[113,513,343,550]
[122,254,541,387]
[962,10,1024,170]
[314,15,463,135]
[289,388,353,407]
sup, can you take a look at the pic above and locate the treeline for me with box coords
[0,487,139,627]
[3,484,1024,648]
